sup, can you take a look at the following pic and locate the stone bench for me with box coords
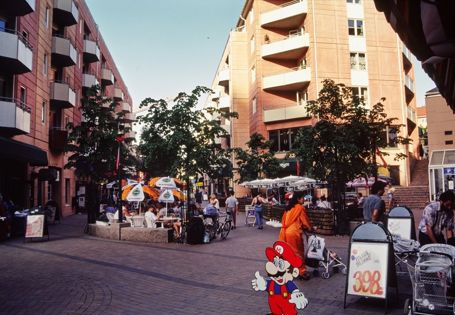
[120,227,173,243]
[88,222,130,240]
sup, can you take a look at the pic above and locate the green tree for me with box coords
[65,85,136,183]
[293,79,410,210]
[234,132,280,182]
[138,86,238,187]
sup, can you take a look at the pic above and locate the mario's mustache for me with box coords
[268,269,286,278]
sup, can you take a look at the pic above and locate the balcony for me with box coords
[124,131,136,141]
[405,74,415,99]
[82,73,98,89]
[50,81,76,109]
[120,112,134,123]
[0,29,33,74]
[263,67,311,91]
[0,0,35,16]
[262,32,309,60]
[218,68,230,87]
[211,90,221,101]
[402,43,413,69]
[219,96,230,111]
[261,0,308,29]
[83,39,100,63]
[53,0,79,27]
[0,98,31,135]
[51,35,76,67]
[114,88,124,101]
[49,127,68,153]
[407,106,416,124]
[121,102,131,113]
[263,104,310,123]
[101,68,114,85]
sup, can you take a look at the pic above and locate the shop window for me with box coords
[443,150,455,164]
[430,151,444,165]
[280,130,290,151]
[269,127,303,152]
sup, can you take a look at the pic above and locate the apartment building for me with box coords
[0,0,133,216]
[208,0,419,190]
[426,89,455,201]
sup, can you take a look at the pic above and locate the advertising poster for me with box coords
[347,242,388,299]
[387,218,412,240]
[25,215,45,238]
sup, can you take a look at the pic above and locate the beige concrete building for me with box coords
[208,0,419,190]
[426,89,455,201]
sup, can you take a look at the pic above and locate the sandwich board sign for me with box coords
[344,222,397,312]
[25,214,49,241]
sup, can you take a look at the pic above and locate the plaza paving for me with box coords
[0,214,411,315]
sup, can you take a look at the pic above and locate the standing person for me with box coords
[362,181,387,223]
[225,191,239,229]
[195,189,203,209]
[418,191,455,246]
[278,191,313,280]
[251,193,268,230]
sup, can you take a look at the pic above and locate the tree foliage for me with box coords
[138,86,238,182]
[64,86,136,183]
[293,79,410,206]
[234,133,280,182]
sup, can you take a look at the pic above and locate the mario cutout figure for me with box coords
[252,241,309,315]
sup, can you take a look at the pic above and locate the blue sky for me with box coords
[86,0,434,109]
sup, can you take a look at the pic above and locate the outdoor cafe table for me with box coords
[156,216,180,228]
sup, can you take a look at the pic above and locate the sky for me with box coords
[85,0,435,110]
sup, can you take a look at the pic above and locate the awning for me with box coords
[0,136,48,166]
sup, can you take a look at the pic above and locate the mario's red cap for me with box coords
[265,241,303,268]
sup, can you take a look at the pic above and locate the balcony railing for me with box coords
[263,67,311,91]
[51,35,76,67]
[405,75,414,93]
[0,29,33,74]
[218,68,230,87]
[83,39,100,63]
[49,127,68,153]
[263,104,310,123]
[0,0,35,16]
[114,88,124,101]
[262,32,309,60]
[101,68,114,85]
[402,43,413,64]
[53,0,79,27]
[261,0,308,29]
[0,97,31,135]
[82,72,98,89]
[50,81,76,109]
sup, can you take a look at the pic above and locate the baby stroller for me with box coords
[305,233,347,279]
[404,243,455,315]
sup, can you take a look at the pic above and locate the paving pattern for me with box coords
[0,214,412,314]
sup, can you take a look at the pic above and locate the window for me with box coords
[351,86,368,103]
[350,52,366,70]
[445,130,453,135]
[348,19,364,36]
[381,126,398,148]
[20,86,26,105]
[251,65,256,83]
[297,90,308,106]
[347,0,361,3]
[446,140,454,145]
[65,178,70,205]
[269,128,303,152]
[44,6,50,28]
[41,101,46,123]
[252,97,257,114]
[43,53,48,75]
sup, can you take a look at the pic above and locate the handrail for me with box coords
[52,33,75,47]
[264,65,310,76]
[263,31,306,45]
[0,96,32,113]
[0,28,33,50]
[263,103,302,111]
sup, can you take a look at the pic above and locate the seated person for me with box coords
[144,205,158,228]
[122,204,133,224]
[156,203,167,219]
[316,195,331,209]
[173,220,182,238]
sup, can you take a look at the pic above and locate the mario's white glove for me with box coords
[290,290,308,309]
[252,271,266,291]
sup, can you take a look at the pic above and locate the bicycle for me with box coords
[204,209,232,241]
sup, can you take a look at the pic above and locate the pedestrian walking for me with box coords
[251,193,268,230]
[225,191,239,229]
[362,181,387,223]
[278,191,314,280]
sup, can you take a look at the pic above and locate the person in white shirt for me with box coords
[225,191,239,229]
[209,194,220,209]
[316,195,331,209]
[144,205,158,228]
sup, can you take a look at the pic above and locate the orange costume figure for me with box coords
[279,191,313,278]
